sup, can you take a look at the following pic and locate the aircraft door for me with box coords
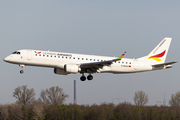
[27,50,32,60]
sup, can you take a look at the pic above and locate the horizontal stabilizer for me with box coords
[152,62,177,70]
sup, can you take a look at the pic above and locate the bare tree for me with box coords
[13,85,36,105]
[0,104,9,120]
[133,90,148,106]
[169,91,180,106]
[31,101,48,120]
[8,103,23,120]
[39,86,69,105]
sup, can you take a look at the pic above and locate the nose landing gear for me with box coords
[19,64,24,74]
[20,70,24,74]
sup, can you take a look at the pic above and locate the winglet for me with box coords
[114,51,126,61]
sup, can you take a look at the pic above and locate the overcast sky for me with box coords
[0,1,180,106]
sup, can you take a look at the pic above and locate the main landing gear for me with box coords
[80,73,93,81]
[19,64,24,74]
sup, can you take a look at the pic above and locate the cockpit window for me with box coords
[12,51,21,55]
[12,51,17,54]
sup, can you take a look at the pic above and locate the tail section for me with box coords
[137,37,172,64]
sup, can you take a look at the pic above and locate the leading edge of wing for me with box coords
[80,51,126,69]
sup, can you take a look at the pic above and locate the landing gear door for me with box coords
[27,50,32,60]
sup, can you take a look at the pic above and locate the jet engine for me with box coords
[64,64,79,74]
[54,68,68,75]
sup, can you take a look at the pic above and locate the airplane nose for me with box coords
[3,56,10,62]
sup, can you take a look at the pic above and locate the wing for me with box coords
[80,52,126,73]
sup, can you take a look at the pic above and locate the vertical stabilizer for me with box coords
[138,38,172,64]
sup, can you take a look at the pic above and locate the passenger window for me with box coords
[82,58,84,60]
[39,54,41,56]
[69,57,71,59]
[73,57,75,59]
[90,59,92,61]
[35,54,37,56]
[86,58,88,60]
[43,55,45,57]
[54,56,56,58]
[62,56,64,58]
[94,59,95,61]
[47,55,49,57]
[66,57,68,59]
[58,56,60,58]
[78,58,80,60]
[17,52,20,54]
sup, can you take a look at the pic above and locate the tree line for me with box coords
[0,85,180,119]
[12,85,180,107]
[1,102,180,120]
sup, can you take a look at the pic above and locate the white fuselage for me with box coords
[4,49,153,74]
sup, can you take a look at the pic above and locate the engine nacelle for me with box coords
[64,64,79,74]
[54,68,67,75]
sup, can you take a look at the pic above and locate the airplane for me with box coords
[3,37,177,81]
